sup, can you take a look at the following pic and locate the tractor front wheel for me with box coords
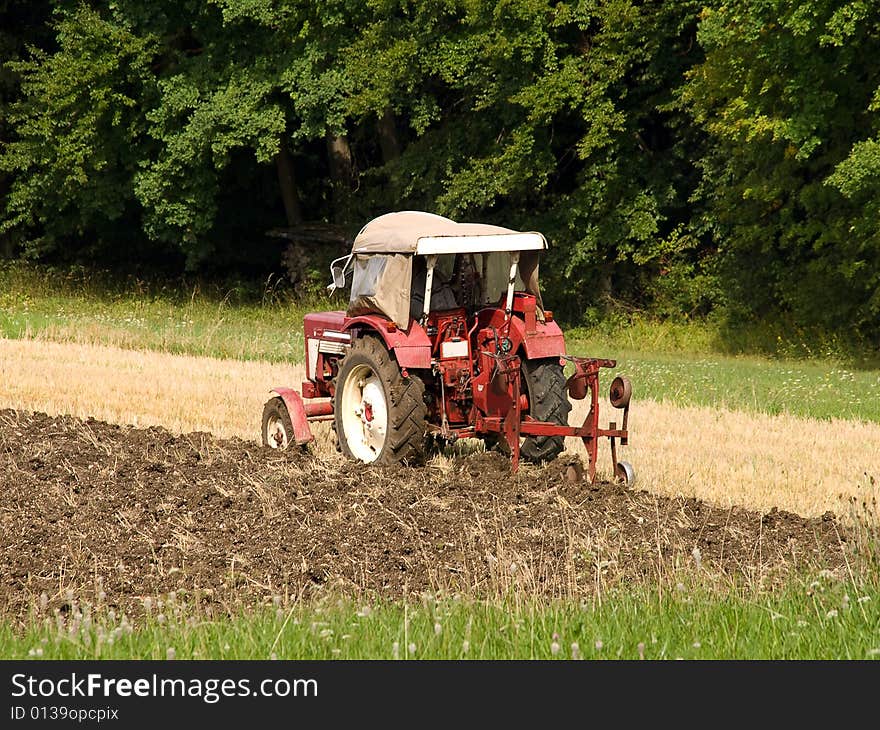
[262,397,294,449]
[334,335,428,465]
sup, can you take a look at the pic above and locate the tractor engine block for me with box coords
[424,308,474,425]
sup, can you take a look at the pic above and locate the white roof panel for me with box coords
[415,233,546,255]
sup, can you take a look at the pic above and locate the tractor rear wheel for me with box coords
[520,358,571,463]
[334,335,428,465]
[486,358,571,463]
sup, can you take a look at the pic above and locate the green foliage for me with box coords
[1,0,880,345]
[344,0,706,319]
[682,0,880,340]
[134,69,287,264]
[0,0,55,257]
[0,6,157,257]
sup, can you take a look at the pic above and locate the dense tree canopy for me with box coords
[684,0,880,336]
[1,1,878,341]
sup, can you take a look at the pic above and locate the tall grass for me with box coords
[566,311,880,367]
[592,353,880,422]
[0,262,320,362]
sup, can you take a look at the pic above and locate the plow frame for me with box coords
[471,355,630,482]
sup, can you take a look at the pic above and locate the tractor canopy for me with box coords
[345,211,547,328]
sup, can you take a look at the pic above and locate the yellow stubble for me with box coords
[569,397,879,518]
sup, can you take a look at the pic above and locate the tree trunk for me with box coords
[597,262,613,303]
[275,138,303,227]
[326,133,353,224]
[377,107,401,163]
[275,137,305,286]
[326,133,353,191]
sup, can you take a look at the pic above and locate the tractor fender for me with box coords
[476,309,566,360]
[270,387,315,445]
[515,317,567,360]
[342,315,432,369]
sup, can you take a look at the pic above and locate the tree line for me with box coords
[1,1,878,341]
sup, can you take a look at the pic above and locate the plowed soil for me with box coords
[0,408,849,623]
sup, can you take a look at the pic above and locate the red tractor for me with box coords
[262,211,633,484]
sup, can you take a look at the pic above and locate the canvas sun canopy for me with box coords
[346,211,547,328]
[351,211,547,254]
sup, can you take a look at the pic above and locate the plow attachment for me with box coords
[477,356,633,483]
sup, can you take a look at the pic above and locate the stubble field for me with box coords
[1,336,878,519]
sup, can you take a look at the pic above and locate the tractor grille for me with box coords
[318,340,347,355]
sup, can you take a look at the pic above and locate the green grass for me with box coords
[2,261,879,422]
[566,318,880,421]
[580,351,880,422]
[0,262,318,363]
[4,577,879,660]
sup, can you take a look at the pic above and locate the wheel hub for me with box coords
[266,415,288,449]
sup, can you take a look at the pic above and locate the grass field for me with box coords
[2,261,879,659]
[3,577,879,660]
